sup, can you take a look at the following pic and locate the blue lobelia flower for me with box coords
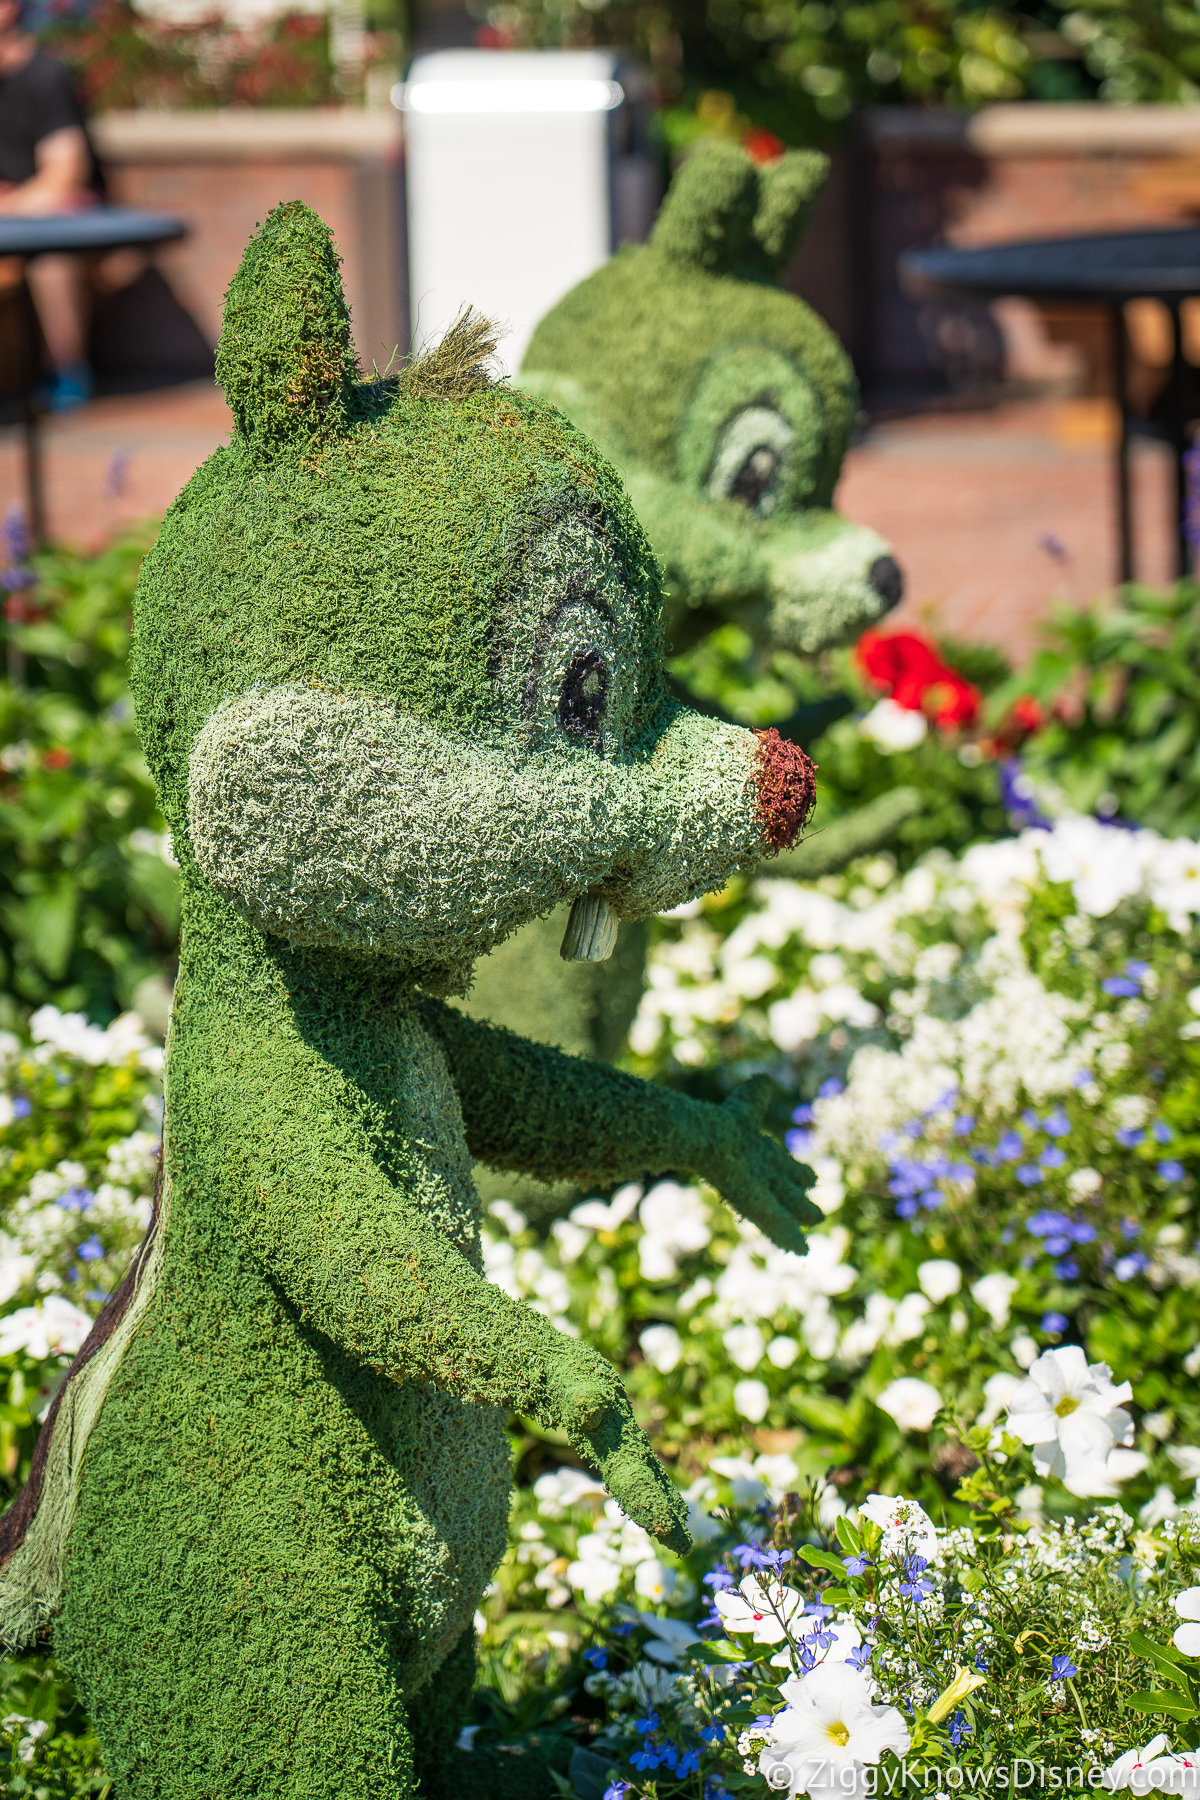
[996,1130,1023,1162]
[954,1114,976,1136]
[604,1783,633,1800]
[842,1554,873,1576]
[1154,1121,1174,1144]
[949,1712,973,1749]
[1041,1311,1069,1332]
[634,1713,660,1735]
[700,1725,726,1745]
[584,1648,608,1669]
[1039,1146,1067,1169]
[1159,1161,1186,1182]
[819,1078,844,1099]
[704,1566,737,1592]
[1052,1258,1080,1280]
[1102,976,1140,998]
[10,1096,30,1121]
[1050,1655,1078,1683]
[77,1235,105,1262]
[1016,1165,1042,1186]
[791,1104,815,1125]
[677,1750,702,1776]
[1043,1109,1071,1137]
[847,1644,873,1670]
[630,1749,661,1771]
[897,1555,935,1601]
[1116,1127,1146,1148]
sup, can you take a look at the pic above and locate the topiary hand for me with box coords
[544,1342,691,1556]
[703,1074,822,1255]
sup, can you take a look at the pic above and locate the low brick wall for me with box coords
[90,109,405,379]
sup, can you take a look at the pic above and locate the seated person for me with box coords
[0,0,104,410]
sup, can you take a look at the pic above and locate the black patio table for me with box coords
[0,207,186,545]
[900,226,1200,583]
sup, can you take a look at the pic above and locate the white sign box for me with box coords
[398,49,624,376]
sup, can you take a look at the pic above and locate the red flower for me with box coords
[42,748,72,770]
[856,628,981,733]
[1009,695,1043,735]
[743,127,786,165]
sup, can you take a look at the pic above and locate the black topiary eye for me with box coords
[557,650,608,749]
[729,445,781,511]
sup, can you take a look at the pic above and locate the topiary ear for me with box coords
[753,150,829,275]
[650,142,759,274]
[215,200,359,461]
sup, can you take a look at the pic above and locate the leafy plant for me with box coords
[0,525,179,1027]
[1003,581,1200,838]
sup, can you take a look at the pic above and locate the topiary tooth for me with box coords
[560,889,618,963]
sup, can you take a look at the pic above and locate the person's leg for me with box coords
[25,253,91,407]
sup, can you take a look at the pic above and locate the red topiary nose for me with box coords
[754,728,817,855]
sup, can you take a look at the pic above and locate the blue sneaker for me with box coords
[40,361,94,413]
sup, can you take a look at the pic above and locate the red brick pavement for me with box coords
[0,385,1179,665]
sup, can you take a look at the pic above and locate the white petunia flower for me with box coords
[971,1272,1018,1328]
[875,1377,942,1432]
[859,698,928,754]
[724,1323,766,1372]
[715,1574,806,1645]
[0,1296,92,1361]
[1174,1588,1200,1657]
[733,1378,770,1423]
[639,1324,683,1374]
[917,1259,962,1304]
[1003,1346,1133,1495]
[759,1662,911,1797]
[633,1558,676,1604]
[532,1466,606,1517]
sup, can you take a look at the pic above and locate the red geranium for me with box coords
[742,127,786,165]
[856,628,981,734]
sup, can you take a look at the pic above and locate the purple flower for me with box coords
[975,1655,989,1673]
[920,1190,944,1211]
[1070,1221,1097,1244]
[902,1119,923,1139]
[954,1114,975,1136]
[949,1712,973,1749]
[1028,1213,1072,1238]
[897,1555,935,1601]
[677,1750,702,1777]
[1102,977,1140,998]
[895,1198,919,1221]
[1052,1258,1080,1280]
[1121,1218,1141,1241]
[1050,1655,1078,1683]
[630,1749,661,1771]
[842,1554,873,1576]
[1016,1165,1042,1186]
[1044,1109,1071,1138]
[818,1078,844,1099]
[1073,1069,1093,1088]
[1,505,31,565]
[1039,1146,1067,1169]
[1126,961,1151,979]
[584,1648,608,1669]
[704,1566,736,1592]
[1021,1109,1041,1131]
[1041,1311,1069,1333]
[1115,1252,1150,1281]
[731,1542,771,1570]
[85,1287,109,1303]
[996,1131,1023,1162]
[1158,1161,1186,1182]
[999,758,1051,829]
[1154,1121,1174,1145]
[57,1186,94,1212]
[634,1713,660,1735]
[1116,1127,1146,1148]
[77,1236,105,1262]
[700,1726,726,1745]
[786,1129,813,1156]
[604,1783,633,1800]
[9,1096,30,1122]
[1044,1235,1071,1255]
[791,1104,815,1125]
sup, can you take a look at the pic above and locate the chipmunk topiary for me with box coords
[520,140,903,663]
[0,203,820,1800]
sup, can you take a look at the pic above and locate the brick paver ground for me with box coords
[0,383,1179,664]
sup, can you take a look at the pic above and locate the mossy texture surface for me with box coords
[1,202,821,1799]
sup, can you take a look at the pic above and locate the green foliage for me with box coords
[1003,581,1200,837]
[0,531,177,1027]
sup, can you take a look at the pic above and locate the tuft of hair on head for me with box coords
[398,308,504,403]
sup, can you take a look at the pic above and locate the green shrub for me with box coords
[0,528,178,1028]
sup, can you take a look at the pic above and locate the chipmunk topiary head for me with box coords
[138,198,814,995]
[521,142,903,657]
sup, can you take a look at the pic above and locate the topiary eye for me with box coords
[557,650,608,749]
[707,404,795,518]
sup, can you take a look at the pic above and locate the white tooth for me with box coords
[560,889,619,963]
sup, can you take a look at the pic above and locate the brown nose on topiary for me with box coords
[755,727,817,855]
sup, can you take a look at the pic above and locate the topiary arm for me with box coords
[223,1030,689,1552]
[418,997,820,1252]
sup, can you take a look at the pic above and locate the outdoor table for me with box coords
[900,226,1200,583]
[0,207,186,545]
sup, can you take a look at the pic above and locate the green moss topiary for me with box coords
[0,204,822,1800]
